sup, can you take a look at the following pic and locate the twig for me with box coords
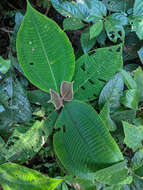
[0,27,13,34]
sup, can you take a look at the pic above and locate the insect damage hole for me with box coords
[118,31,122,36]
[88,79,94,85]
[80,63,85,71]
[81,86,85,90]
[62,125,66,133]
[29,62,34,66]
[116,47,121,52]
[109,31,115,39]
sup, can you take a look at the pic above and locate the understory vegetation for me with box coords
[0,0,143,189]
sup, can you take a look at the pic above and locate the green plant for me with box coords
[51,0,143,57]
[0,0,143,189]
[16,0,123,179]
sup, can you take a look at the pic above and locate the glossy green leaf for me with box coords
[90,21,103,39]
[0,57,10,74]
[109,13,128,26]
[0,163,62,190]
[134,67,143,101]
[16,1,75,93]
[102,0,134,12]
[100,103,116,131]
[99,73,124,112]
[120,69,137,89]
[4,120,49,162]
[51,0,107,22]
[121,89,139,110]
[138,47,143,64]
[53,100,123,178]
[95,161,131,185]
[123,121,143,152]
[63,17,85,31]
[73,45,123,101]
[80,28,96,54]
[105,14,126,43]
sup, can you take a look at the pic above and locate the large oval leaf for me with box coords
[0,163,62,190]
[53,100,123,178]
[73,45,123,101]
[16,1,75,93]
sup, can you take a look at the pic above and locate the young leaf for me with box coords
[63,17,85,31]
[90,21,103,39]
[123,121,143,152]
[0,163,62,190]
[49,89,63,110]
[60,81,73,101]
[0,57,10,74]
[16,1,75,93]
[53,100,123,178]
[73,45,123,101]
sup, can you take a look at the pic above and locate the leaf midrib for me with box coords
[31,12,58,92]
